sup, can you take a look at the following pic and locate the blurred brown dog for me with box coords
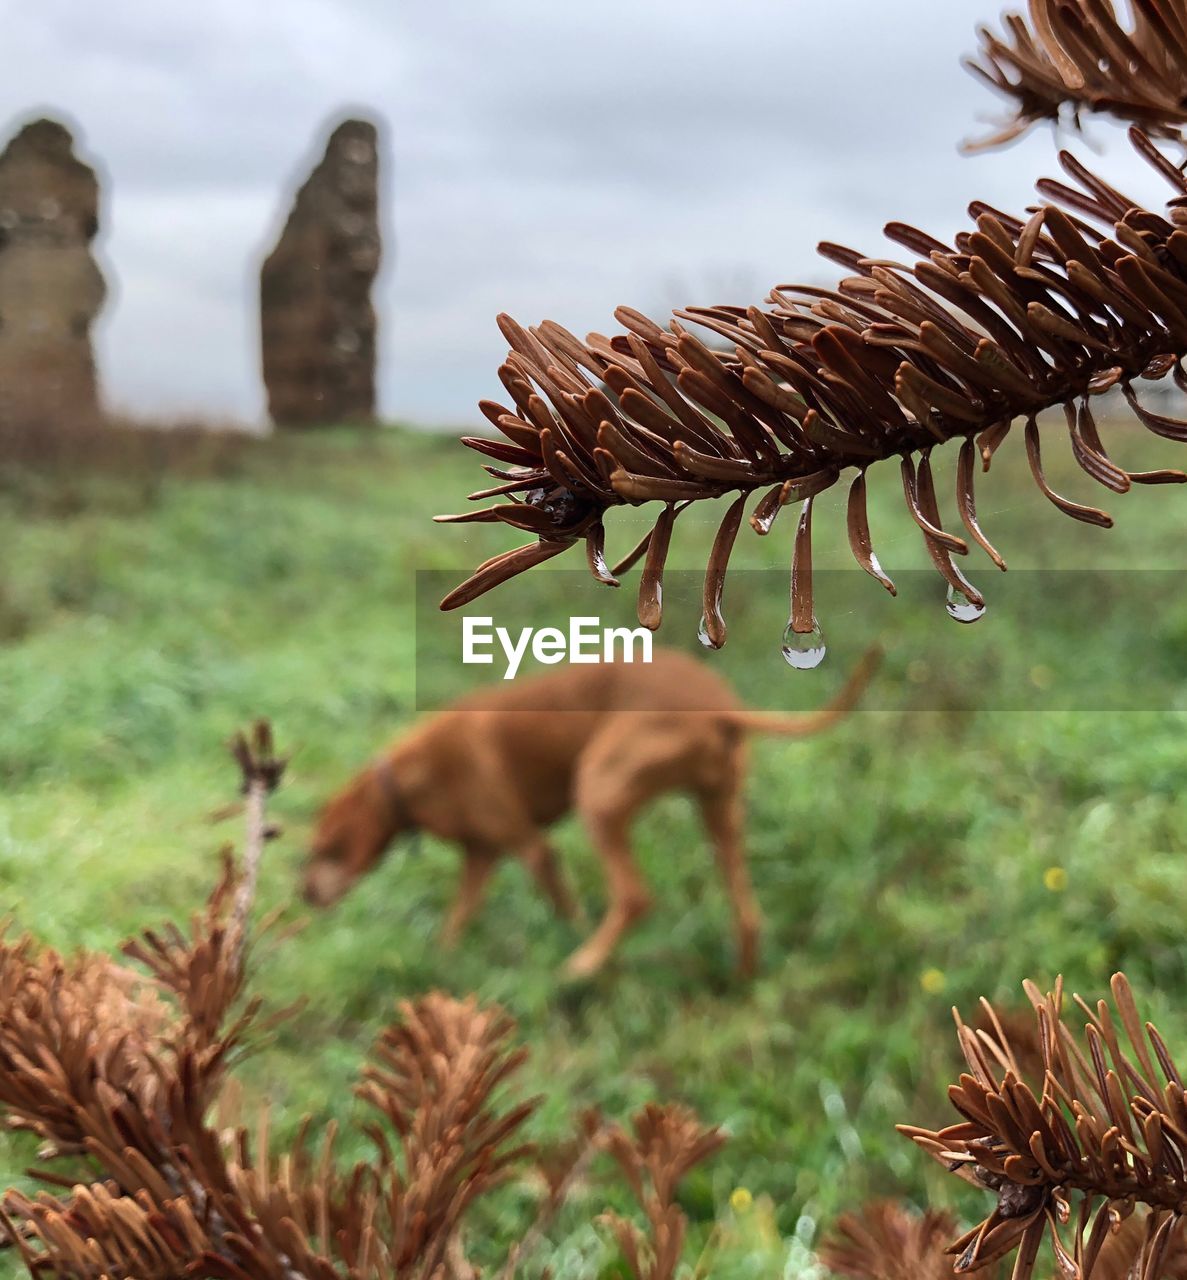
[304,647,879,977]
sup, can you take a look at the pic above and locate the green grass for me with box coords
[5,419,1187,1276]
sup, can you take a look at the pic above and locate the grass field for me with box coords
[4,418,1187,1277]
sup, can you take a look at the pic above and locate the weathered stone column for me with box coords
[260,117,382,428]
[0,118,106,431]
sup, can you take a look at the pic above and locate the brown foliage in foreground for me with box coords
[819,1194,1187,1279]
[900,973,1187,1279]
[819,1202,970,1280]
[0,724,722,1279]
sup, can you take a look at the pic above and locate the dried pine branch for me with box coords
[0,715,542,1280]
[818,1201,970,1280]
[900,971,1187,1278]
[0,723,290,1278]
[1,725,721,1280]
[439,128,1187,645]
[494,1108,604,1280]
[0,938,171,1159]
[818,1197,1187,1279]
[972,1002,1048,1089]
[0,728,289,1168]
[598,1103,725,1280]
[964,0,1187,151]
[355,993,541,1277]
[1093,1211,1187,1280]
[226,717,287,969]
[0,846,276,1179]
[2,992,545,1280]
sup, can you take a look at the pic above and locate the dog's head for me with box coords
[303,762,412,907]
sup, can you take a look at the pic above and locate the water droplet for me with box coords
[946,585,986,624]
[780,619,827,669]
[697,613,722,650]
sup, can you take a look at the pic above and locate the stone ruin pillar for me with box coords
[0,118,106,431]
[260,117,382,428]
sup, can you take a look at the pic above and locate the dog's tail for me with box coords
[728,645,882,737]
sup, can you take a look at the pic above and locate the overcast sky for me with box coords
[2,1,1170,429]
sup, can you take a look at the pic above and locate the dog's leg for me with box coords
[565,802,653,979]
[441,848,498,948]
[697,778,761,977]
[520,837,582,923]
[566,719,721,978]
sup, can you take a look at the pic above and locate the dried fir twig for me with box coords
[1,992,547,1280]
[818,1201,968,1280]
[0,718,545,1280]
[964,0,1187,150]
[816,1197,1187,1280]
[355,993,541,1278]
[900,972,1187,1278]
[1092,1210,1187,1280]
[598,1103,725,1280]
[494,1109,604,1280]
[439,129,1187,645]
[226,717,287,969]
[0,723,291,1277]
[0,724,720,1280]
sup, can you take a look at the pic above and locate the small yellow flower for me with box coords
[729,1186,753,1214]
[920,967,946,995]
[1043,865,1068,892]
